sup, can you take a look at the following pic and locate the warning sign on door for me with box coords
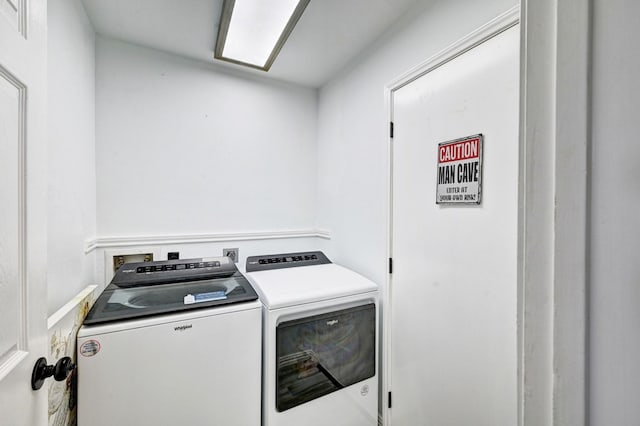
[436,134,483,204]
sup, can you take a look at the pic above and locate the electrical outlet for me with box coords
[223,248,239,263]
[113,253,153,273]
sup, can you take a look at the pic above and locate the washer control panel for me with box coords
[112,257,235,287]
[245,251,331,272]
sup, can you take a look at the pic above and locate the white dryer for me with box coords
[244,251,379,426]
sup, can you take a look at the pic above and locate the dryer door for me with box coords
[276,303,375,411]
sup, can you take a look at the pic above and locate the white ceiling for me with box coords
[80,0,422,88]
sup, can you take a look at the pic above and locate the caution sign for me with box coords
[436,134,483,204]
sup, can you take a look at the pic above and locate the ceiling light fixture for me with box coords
[215,0,310,71]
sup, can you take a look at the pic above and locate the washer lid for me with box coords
[83,271,258,325]
[245,263,378,309]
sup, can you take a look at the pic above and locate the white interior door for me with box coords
[0,0,48,424]
[389,23,519,425]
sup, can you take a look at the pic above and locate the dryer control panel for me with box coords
[245,251,331,272]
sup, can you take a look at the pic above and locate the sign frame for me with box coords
[435,134,483,205]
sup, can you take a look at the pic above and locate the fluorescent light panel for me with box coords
[215,0,310,71]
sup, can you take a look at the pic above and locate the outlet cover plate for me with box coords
[223,248,239,263]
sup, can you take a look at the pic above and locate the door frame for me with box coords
[517,0,590,424]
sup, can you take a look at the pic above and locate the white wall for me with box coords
[317,0,517,285]
[589,0,640,423]
[47,0,96,315]
[95,37,318,238]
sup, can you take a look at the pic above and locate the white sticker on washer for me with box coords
[183,291,227,305]
[80,339,101,357]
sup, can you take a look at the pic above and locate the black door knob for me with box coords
[31,356,76,390]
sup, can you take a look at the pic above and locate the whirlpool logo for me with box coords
[326,319,339,326]
[174,324,193,332]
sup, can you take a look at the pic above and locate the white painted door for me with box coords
[0,0,48,424]
[389,23,519,425]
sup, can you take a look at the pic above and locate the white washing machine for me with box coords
[244,251,379,426]
[77,257,262,426]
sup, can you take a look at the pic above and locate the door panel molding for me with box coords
[0,0,26,37]
[0,64,27,379]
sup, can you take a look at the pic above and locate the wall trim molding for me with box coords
[85,229,331,254]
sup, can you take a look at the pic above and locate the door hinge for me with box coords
[388,391,392,408]
[390,121,394,138]
[388,258,393,274]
